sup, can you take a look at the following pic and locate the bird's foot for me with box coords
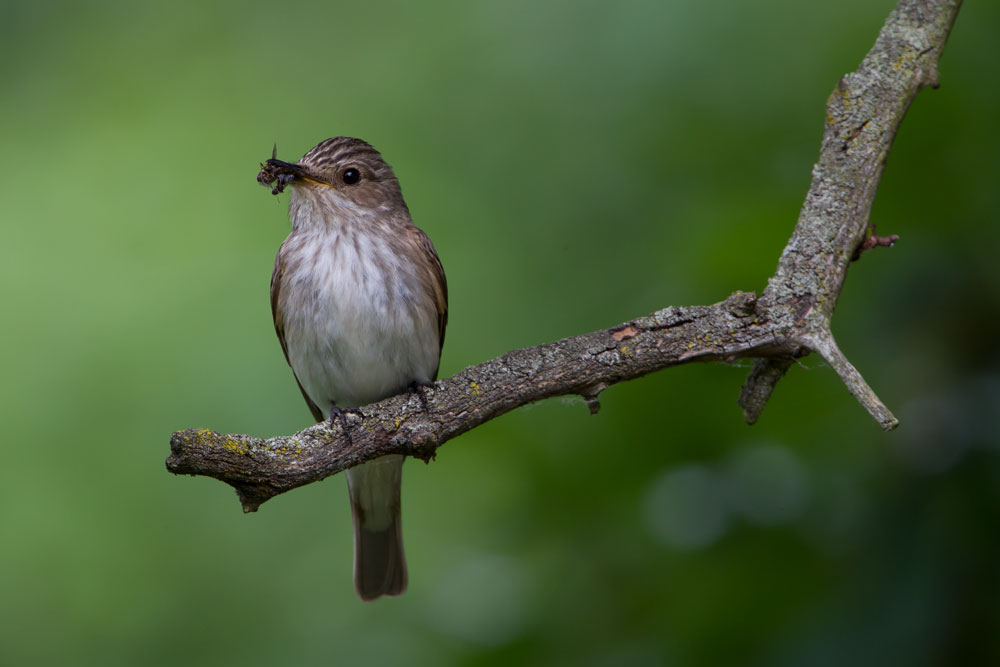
[329,404,360,444]
[407,381,434,412]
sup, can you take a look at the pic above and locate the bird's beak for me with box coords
[265,158,305,176]
[258,157,311,195]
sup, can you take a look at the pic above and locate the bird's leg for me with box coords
[406,381,434,412]
[329,403,358,444]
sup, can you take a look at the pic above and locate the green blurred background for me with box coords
[2,1,997,665]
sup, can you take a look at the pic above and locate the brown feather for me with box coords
[271,248,324,422]
[405,225,448,372]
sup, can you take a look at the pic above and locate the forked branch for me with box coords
[167,0,962,512]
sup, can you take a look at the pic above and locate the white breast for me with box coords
[276,195,441,410]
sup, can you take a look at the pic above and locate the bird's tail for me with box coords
[345,454,407,601]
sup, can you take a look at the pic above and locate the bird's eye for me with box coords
[340,167,361,185]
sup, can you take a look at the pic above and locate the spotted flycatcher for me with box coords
[257,137,448,601]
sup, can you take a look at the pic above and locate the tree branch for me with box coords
[167,0,962,512]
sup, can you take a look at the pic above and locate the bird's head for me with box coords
[257,137,407,215]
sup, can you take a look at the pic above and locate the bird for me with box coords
[257,137,447,601]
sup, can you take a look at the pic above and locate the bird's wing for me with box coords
[406,225,448,365]
[271,249,325,422]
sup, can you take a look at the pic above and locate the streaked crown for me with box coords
[295,137,407,210]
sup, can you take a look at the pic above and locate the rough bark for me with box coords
[167,0,963,512]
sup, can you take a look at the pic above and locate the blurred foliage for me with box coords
[1,1,998,665]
